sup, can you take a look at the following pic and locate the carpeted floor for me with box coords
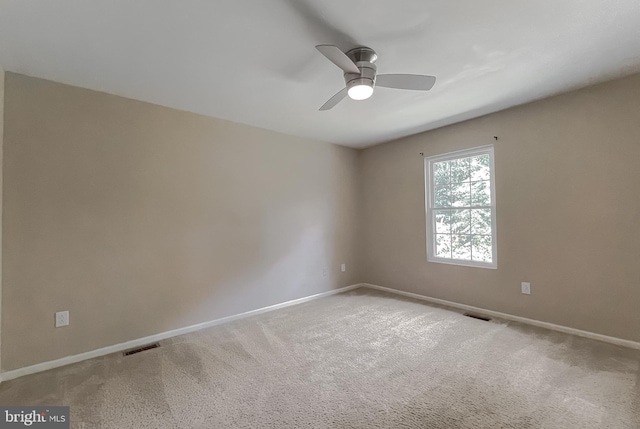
[1,288,639,428]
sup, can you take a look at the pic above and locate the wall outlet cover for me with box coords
[55,310,69,327]
[521,282,531,295]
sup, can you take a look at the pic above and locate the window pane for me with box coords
[435,234,452,258]
[434,210,451,233]
[434,185,451,208]
[450,158,470,183]
[472,235,492,262]
[470,155,491,181]
[433,161,450,188]
[471,180,491,206]
[451,235,471,260]
[451,182,471,207]
[451,209,471,234]
[471,209,492,235]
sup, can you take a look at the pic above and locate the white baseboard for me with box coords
[0,284,363,383]
[5,282,636,383]
[361,283,640,350]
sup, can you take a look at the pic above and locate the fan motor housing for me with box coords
[344,47,378,89]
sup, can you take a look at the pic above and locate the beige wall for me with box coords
[2,73,361,371]
[360,73,640,343]
[3,70,640,372]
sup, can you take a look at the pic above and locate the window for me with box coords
[425,146,496,268]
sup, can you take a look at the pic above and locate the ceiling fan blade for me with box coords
[376,74,436,91]
[319,87,348,111]
[316,45,360,74]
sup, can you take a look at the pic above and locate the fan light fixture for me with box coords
[347,78,373,100]
[348,82,374,100]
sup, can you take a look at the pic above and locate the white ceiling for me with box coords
[1,1,640,148]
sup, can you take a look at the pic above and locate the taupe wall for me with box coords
[3,70,640,372]
[2,73,360,371]
[360,73,640,342]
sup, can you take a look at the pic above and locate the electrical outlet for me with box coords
[55,311,69,327]
[521,282,531,295]
[322,267,327,278]
[341,263,346,272]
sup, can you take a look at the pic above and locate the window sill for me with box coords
[427,257,497,269]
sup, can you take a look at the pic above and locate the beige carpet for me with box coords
[1,288,639,428]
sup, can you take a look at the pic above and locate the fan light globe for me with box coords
[348,84,374,100]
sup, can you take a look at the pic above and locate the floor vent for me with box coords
[464,313,491,322]
[123,343,160,356]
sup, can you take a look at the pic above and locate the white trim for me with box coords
[0,284,363,383]
[5,282,637,383]
[421,144,495,162]
[362,283,640,350]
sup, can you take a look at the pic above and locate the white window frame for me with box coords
[424,145,497,269]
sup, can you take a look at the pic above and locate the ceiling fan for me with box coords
[315,45,436,111]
